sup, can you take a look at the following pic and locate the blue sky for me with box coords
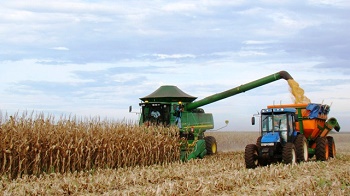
[1,0,350,131]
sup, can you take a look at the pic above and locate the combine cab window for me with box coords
[141,103,170,126]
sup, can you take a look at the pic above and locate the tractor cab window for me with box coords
[262,115,273,132]
[261,113,289,142]
[262,114,288,132]
[276,115,288,131]
[140,103,170,126]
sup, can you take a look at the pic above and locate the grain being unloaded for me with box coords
[287,79,311,104]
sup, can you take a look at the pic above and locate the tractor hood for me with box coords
[261,132,281,143]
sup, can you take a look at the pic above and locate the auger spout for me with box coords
[185,71,293,111]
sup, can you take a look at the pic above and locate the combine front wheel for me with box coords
[282,143,296,164]
[294,134,308,162]
[326,136,336,158]
[315,137,329,161]
[245,144,259,169]
[204,136,217,155]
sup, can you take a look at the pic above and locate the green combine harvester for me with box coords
[131,71,296,161]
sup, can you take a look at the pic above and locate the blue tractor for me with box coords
[245,103,340,168]
[245,107,302,168]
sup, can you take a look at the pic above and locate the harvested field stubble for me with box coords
[1,151,349,195]
[206,131,260,152]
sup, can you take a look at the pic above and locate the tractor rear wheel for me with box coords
[204,136,217,155]
[294,134,308,162]
[326,136,336,158]
[245,144,259,169]
[315,137,329,161]
[282,142,296,164]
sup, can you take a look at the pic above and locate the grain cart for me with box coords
[245,103,340,168]
[131,71,295,161]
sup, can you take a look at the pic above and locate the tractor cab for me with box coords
[256,108,298,146]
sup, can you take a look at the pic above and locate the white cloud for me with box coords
[238,7,265,15]
[51,47,69,51]
[309,0,350,7]
[243,40,277,45]
[237,51,267,57]
[269,12,315,30]
[162,2,197,12]
[153,53,196,59]
[0,59,115,83]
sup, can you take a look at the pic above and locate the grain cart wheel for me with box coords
[315,137,329,161]
[245,144,259,169]
[204,136,217,155]
[326,136,336,158]
[282,143,296,164]
[294,134,308,162]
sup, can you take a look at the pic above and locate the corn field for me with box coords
[0,111,180,179]
[0,111,349,195]
[0,131,349,195]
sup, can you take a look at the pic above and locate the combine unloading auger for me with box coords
[186,71,293,111]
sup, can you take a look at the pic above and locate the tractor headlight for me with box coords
[261,143,274,146]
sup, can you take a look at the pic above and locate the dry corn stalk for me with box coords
[0,111,180,179]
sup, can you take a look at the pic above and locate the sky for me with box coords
[1,0,350,132]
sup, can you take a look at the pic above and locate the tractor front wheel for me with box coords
[204,136,217,155]
[282,142,296,164]
[315,137,329,161]
[327,136,336,158]
[245,144,259,169]
[256,136,262,148]
[294,134,308,162]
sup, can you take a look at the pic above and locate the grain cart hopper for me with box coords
[245,103,340,168]
[132,71,294,161]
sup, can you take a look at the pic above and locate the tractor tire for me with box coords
[282,142,296,164]
[204,136,217,155]
[294,134,308,162]
[256,136,262,148]
[327,136,336,158]
[256,136,268,166]
[245,144,259,169]
[315,137,329,161]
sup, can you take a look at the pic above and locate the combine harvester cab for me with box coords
[245,103,340,169]
[136,85,217,161]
